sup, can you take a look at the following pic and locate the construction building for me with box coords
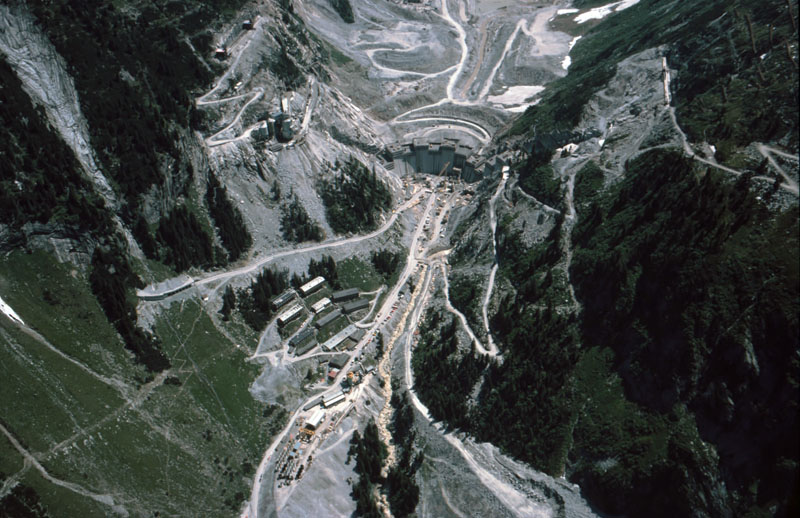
[299,276,325,296]
[271,291,294,310]
[320,323,358,351]
[329,353,350,370]
[351,328,366,343]
[277,304,303,327]
[338,327,365,351]
[342,298,370,314]
[303,395,324,411]
[315,309,342,329]
[331,288,359,302]
[341,369,363,392]
[305,409,325,431]
[294,339,317,356]
[137,274,193,301]
[252,121,270,141]
[311,297,331,314]
[273,112,294,142]
[289,328,315,347]
[323,391,345,408]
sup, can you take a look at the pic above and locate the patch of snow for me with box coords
[487,85,545,108]
[575,0,641,24]
[506,105,531,113]
[616,0,642,11]
[559,143,579,155]
[575,4,615,23]
[556,8,579,15]
[561,36,583,70]
[0,295,24,326]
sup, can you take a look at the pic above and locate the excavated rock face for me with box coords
[0,1,204,264]
[0,2,117,208]
[138,131,205,227]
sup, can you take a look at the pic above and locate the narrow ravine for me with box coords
[374,263,429,517]
[399,261,597,518]
[481,166,509,356]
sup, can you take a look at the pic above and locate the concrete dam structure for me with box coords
[389,138,509,183]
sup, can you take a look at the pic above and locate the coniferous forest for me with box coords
[281,194,324,243]
[237,268,290,331]
[348,419,386,518]
[414,148,799,517]
[0,58,111,236]
[321,157,392,234]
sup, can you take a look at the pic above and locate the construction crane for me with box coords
[438,161,450,192]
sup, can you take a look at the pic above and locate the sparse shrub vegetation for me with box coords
[348,419,386,518]
[90,244,170,373]
[220,286,236,321]
[572,161,604,210]
[290,254,340,289]
[386,390,422,517]
[411,311,487,430]
[517,161,561,208]
[447,274,481,329]
[0,59,112,236]
[269,44,304,89]
[417,147,799,517]
[25,0,237,214]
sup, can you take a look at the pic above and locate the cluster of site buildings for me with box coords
[271,277,374,357]
[213,15,256,60]
[274,355,375,485]
[212,16,295,145]
[251,109,294,144]
[274,352,375,484]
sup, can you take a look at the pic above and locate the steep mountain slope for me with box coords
[414,1,799,517]
[0,0,387,516]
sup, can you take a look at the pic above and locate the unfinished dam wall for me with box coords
[389,138,511,183]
